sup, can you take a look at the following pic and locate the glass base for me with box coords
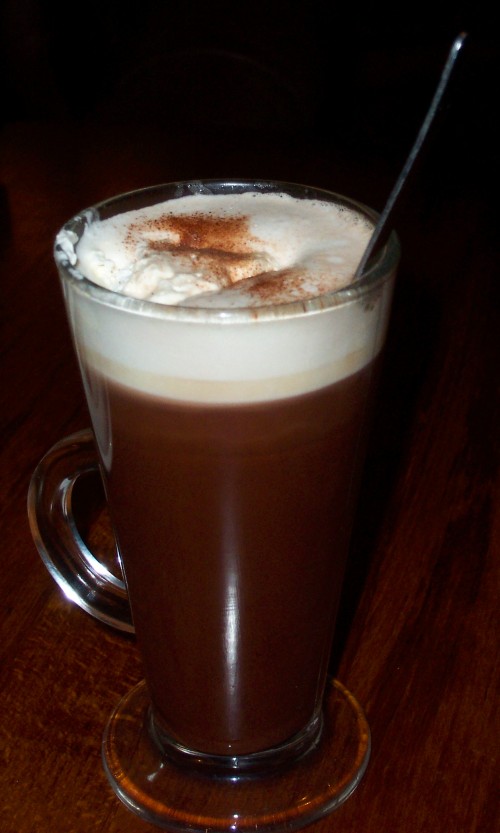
[102,678,370,832]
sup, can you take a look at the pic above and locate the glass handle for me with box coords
[28,430,134,633]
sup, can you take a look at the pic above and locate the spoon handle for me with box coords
[355,32,468,277]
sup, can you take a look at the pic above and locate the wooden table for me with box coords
[0,116,497,833]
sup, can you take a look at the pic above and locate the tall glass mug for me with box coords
[28,181,399,831]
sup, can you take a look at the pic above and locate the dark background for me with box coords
[1,1,496,204]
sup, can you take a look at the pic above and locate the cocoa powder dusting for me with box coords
[223,268,334,304]
[246,269,301,301]
[124,212,270,286]
[127,213,254,253]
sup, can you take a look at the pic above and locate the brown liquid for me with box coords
[87,361,377,757]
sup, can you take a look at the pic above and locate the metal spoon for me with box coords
[355,32,468,277]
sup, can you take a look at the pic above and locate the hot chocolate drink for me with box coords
[55,181,396,762]
[85,359,378,756]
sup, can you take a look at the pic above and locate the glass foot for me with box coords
[102,678,370,832]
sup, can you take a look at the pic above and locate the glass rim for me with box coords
[54,179,400,323]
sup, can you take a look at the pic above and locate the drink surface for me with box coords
[64,191,373,307]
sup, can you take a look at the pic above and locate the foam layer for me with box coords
[58,188,396,403]
[71,192,373,307]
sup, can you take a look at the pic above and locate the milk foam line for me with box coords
[81,348,373,403]
[66,285,393,403]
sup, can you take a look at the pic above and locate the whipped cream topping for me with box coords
[68,192,373,307]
